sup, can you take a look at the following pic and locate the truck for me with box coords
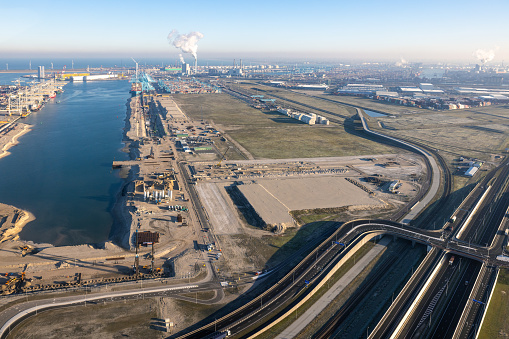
[449,256,455,266]
[211,330,231,339]
[448,216,457,231]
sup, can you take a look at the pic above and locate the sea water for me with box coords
[0,80,130,245]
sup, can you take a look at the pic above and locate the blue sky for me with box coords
[2,0,508,63]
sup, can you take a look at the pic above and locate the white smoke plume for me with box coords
[474,47,498,64]
[179,54,185,64]
[167,29,204,61]
[395,57,408,67]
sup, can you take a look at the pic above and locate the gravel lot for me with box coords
[238,176,383,225]
[195,183,241,235]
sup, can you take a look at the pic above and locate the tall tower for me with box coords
[38,66,45,79]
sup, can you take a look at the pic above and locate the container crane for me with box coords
[131,57,139,80]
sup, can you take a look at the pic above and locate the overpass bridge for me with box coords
[174,218,508,339]
[338,220,509,268]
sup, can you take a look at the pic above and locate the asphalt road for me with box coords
[382,158,509,338]
[0,280,222,339]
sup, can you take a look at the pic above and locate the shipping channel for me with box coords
[0,79,130,246]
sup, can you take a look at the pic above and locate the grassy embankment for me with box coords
[479,268,509,338]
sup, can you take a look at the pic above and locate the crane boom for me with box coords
[216,146,232,167]
[131,57,139,79]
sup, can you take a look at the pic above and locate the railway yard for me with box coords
[1,76,509,339]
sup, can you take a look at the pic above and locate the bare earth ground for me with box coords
[238,183,294,225]
[191,153,422,277]
[7,298,160,339]
[238,176,384,225]
[195,183,241,235]
[253,176,382,209]
[370,105,509,161]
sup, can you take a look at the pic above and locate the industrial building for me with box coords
[337,84,386,95]
[397,86,423,94]
[60,73,90,81]
[182,63,191,75]
[294,84,329,90]
[389,180,400,193]
[37,66,45,79]
[418,83,444,94]
[84,74,118,81]
[465,166,479,177]
[375,90,398,97]
[277,108,329,125]
[229,68,243,77]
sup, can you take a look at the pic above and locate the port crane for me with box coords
[131,57,139,80]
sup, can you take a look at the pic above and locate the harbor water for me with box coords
[363,109,388,118]
[0,79,130,246]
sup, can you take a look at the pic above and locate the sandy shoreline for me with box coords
[0,203,36,243]
[0,123,35,242]
[0,123,32,160]
[108,99,137,249]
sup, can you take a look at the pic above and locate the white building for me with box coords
[338,84,385,95]
[465,167,478,177]
[38,66,45,79]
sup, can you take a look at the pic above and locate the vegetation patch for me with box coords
[180,290,216,301]
[479,268,509,339]
[291,207,349,225]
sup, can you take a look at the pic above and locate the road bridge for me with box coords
[341,220,509,267]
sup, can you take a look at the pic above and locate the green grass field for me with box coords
[173,93,397,159]
[479,268,509,338]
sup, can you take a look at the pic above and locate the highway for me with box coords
[398,255,481,338]
[172,217,508,338]
[375,158,509,338]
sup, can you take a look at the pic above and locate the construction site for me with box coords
[0,70,428,338]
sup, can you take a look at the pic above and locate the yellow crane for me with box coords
[216,146,232,167]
